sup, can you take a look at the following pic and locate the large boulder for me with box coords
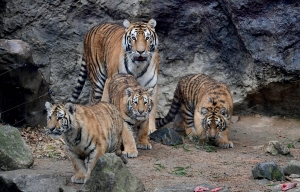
[0,125,34,171]
[83,153,145,192]
[0,0,299,119]
[0,39,51,127]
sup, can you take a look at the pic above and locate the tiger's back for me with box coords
[156,73,233,148]
[108,73,154,150]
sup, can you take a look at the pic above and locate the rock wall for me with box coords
[0,0,299,120]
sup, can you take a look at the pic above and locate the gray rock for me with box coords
[252,161,285,181]
[153,183,231,192]
[83,153,144,192]
[0,172,67,192]
[0,125,34,171]
[0,39,51,127]
[263,140,290,155]
[284,160,300,175]
[150,127,183,146]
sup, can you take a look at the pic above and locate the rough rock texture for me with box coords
[252,161,285,181]
[263,140,290,156]
[284,160,300,176]
[0,172,67,192]
[0,39,51,126]
[0,0,299,120]
[83,153,145,192]
[150,127,183,146]
[0,125,34,171]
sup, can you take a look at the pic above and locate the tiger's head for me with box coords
[122,19,158,63]
[200,105,231,145]
[126,87,154,121]
[45,102,76,139]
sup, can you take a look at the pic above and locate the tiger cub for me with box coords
[69,19,159,134]
[108,73,154,149]
[156,73,234,148]
[45,101,138,184]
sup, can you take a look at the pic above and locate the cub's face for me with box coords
[126,87,154,121]
[45,102,75,139]
[122,19,158,63]
[200,105,231,143]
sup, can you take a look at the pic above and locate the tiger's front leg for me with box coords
[137,119,152,149]
[68,152,87,184]
[122,123,138,158]
[100,78,111,103]
[148,85,158,134]
[217,127,233,148]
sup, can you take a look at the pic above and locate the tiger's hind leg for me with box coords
[68,152,87,184]
[173,108,184,131]
[122,123,138,158]
[84,147,106,183]
[137,119,152,150]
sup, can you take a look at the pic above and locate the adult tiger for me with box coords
[45,101,138,183]
[69,19,159,133]
[108,73,154,150]
[156,74,234,148]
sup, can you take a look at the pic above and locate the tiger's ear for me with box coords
[147,19,156,29]
[45,101,52,111]
[125,87,134,98]
[65,102,76,115]
[147,87,155,97]
[123,19,131,29]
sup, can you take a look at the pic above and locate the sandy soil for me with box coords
[27,115,300,191]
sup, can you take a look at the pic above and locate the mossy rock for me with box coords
[0,125,34,170]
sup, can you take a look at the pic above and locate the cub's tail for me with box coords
[69,60,87,103]
[155,92,181,128]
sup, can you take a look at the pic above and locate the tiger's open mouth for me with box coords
[135,56,147,61]
[136,115,147,121]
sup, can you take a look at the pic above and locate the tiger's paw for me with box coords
[148,127,157,134]
[137,142,152,150]
[122,150,138,158]
[71,173,86,184]
[218,141,233,149]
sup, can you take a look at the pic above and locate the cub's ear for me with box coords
[125,87,134,98]
[123,19,131,29]
[147,19,156,29]
[147,87,155,97]
[65,102,76,115]
[45,102,52,111]
[201,107,208,115]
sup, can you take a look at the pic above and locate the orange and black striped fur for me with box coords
[156,74,233,148]
[108,73,154,150]
[45,101,138,184]
[70,19,159,133]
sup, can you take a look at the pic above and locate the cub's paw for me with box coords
[218,141,233,149]
[122,150,138,158]
[71,173,86,184]
[137,142,152,150]
[148,128,157,135]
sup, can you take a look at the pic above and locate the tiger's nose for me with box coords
[137,50,144,54]
[138,110,144,114]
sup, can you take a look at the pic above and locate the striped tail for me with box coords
[69,60,87,103]
[155,93,181,128]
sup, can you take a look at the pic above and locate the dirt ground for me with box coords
[25,115,300,192]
